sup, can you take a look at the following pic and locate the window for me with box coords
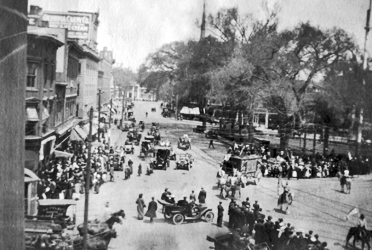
[78,63,81,75]
[44,62,48,88]
[77,84,80,96]
[25,122,36,135]
[27,63,38,88]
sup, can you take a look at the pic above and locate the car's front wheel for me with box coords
[204,211,214,222]
[172,214,184,225]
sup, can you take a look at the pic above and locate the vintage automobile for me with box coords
[138,121,145,132]
[124,141,134,154]
[178,137,191,150]
[161,108,171,118]
[193,125,206,133]
[151,146,171,170]
[121,121,132,132]
[158,200,214,225]
[151,107,156,112]
[128,111,136,123]
[206,233,270,250]
[176,153,193,171]
[153,132,161,145]
[145,135,155,143]
[127,131,141,146]
[139,140,154,158]
[108,153,123,171]
[205,130,218,139]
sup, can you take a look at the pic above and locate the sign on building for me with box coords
[41,13,90,40]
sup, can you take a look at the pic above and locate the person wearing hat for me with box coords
[198,187,207,204]
[189,190,196,203]
[217,201,224,227]
[245,205,255,234]
[136,194,146,220]
[178,196,189,206]
[145,197,158,223]
[228,200,235,228]
[254,218,265,244]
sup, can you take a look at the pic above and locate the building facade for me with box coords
[29,6,101,120]
[98,47,115,106]
[25,28,64,173]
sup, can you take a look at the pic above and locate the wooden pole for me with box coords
[98,89,101,142]
[0,0,27,248]
[108,98,113,146]
[83,107,93,250]
[121,89,125,129]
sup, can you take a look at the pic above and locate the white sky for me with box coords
[28,0,371,72]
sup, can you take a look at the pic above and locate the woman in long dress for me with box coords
[136,194,146,220]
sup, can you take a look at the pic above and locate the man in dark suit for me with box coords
[145,197,158,223]
[217,202,224,227]
[245,206,255,235]
[254,219,265,244]
[198,187,207,204]
[228,200,235,228]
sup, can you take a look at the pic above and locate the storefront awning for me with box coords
[83,123,97,135]
[56,120,75,136]
[74,126,88,140]
[25,168,40,183]
[53,150,73,158]
[26,107,39,122]
[70,129,82,141]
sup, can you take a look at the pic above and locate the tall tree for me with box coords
[138,41,187,100]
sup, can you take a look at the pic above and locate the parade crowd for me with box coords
[229,142,371,179]
[37,140,133,201]
[222,197,329,250]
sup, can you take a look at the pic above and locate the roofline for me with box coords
[28,31,64,47]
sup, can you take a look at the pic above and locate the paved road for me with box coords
[73,101,372,250]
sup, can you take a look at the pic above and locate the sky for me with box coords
[28,0,372,72]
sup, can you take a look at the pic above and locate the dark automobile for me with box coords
[139,140,154,158]
[108,154,123,171]
[161,108,171,118]
[151,146,171,170]
[158,200,214,225]
[175,153,193,171]
[205,130,218,139]
[151,107,156,112]
[121,121,132,132]
[193,125,206,133]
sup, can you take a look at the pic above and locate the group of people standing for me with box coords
[217,197,329,250]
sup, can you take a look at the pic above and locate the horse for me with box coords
[73,229,117,250]
[220,178,242,199]
[277,191,294,214]
[338,172,352,194]
[345,227,371,250]
[77,210,125,236]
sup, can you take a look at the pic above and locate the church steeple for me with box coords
[200,0,206,40]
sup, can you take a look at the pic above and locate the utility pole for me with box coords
[356,0,372,156]
[98,89,101,142]
[108,98,113,146]
[83,107,93,250]
[121,88,125,129]
[175,94,179,120]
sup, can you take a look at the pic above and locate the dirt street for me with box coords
[73,101,372,250]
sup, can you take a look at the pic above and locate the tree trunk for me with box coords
[303,131,307,153]
[323,126,330,155]
[279,126,290,151]
[238,110,242,135]
[248,122,254,143]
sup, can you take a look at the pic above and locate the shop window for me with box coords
[27,63,38,88]
[25,122,36,135]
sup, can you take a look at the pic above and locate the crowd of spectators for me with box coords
[37,140,131,200]
[227,141,371,179]
[227,198,329,250]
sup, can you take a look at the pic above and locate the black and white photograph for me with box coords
[1,0,372,249]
